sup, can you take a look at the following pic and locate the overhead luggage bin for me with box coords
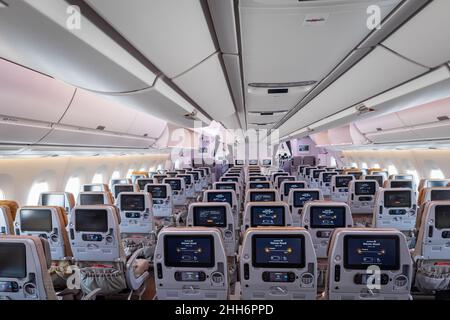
[87,0,217,78]
[0,119,52,145]
[383,0,450,68]
[208,0,239,55]
[0,59,75,123]
[279,46,429,138]
[0,0,157,93]
[172,53,236,121]
[100,77,211,128]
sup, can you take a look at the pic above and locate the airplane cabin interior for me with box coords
[0,0,450,305]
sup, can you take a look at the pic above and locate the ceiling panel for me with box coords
[172,53,236,121]
[240,0,400,112]
[87,0,216,78]
[247,112,286,124]
[223,54,246,128]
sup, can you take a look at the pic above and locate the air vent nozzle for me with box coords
[437,115,449,121]
[184,111,198,120]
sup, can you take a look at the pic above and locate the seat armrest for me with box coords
[125,248,150,291]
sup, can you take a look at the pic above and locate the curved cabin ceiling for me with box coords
[0,0,449,155]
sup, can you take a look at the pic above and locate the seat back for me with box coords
[15,206,72,260]
[116,192,153,235]
[302,202,353,258]
[154,174,168,184]
[81,183,110,192]
[348,180,379,214]
[135,178,156,192]
[68,205,123,262]
[0,200,19,221]
[318,171,338,196]
[240,227,317,300]
[288,189,324,227]
[213,182,241,203]
[145,184,173,218]
[38,192,75,215]
[0,235,57,300]
[0,205,14,235]
[279,181,306,202]
[330,175,355,202]
[247,181,272,190]
[416,187,450,230]
[372,188,417,231]
[203,190,239,230]
[326,228,412,300]
[154,227,228,300]
[270,172,288,184]
[112,184,136,199]
[245,189,280,207]
[243,202,292,231]
[364,175,385,189]
[418,179,450,192]
[77,191,114,206]
[310,169,326,188]
[414,201,450,260]
[177,174,196,198]
[384,179,415,190]
[110,178,132,191]
[187,202,236,256]
[163,178,186,206]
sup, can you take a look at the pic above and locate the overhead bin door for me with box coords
[383,0,450,68]
[87,0,217,78]
[0,0,156,92]
[279,46,429,137]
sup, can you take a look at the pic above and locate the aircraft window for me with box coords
[111,170,121,179]
[430,169,445,179]
[388,165,398,175]
[0,189,4,200]
[65,176,81,198]
[406,170,420,185]
[330,157,337,167]
[157,164,163,171]
[92,173,104,184]
[27,182,49,205]
[361,162,368,169]
[373,163,381,169]
[126,169,135,178]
